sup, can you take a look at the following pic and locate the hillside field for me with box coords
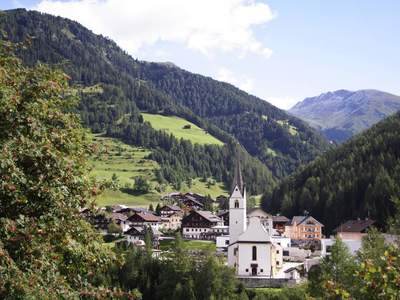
[89,135,228,207]
[142,113,224,146]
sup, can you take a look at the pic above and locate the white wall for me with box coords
[216,236,230,248]
[237,243,272,277]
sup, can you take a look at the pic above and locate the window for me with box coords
[276,250,280,254]
[225,240,229,245]
[234,200,239,208]
[252,246,257,261]
[260,269,263,273]
[277,261,280,266]
[245,269,249,272]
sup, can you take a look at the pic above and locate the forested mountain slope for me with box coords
[262,112,400,233]
[0,8,276,194]
[0,9,328,193]
[289,89,400,143]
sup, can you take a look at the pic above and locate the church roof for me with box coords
[231,152,244,194]
[237,216,271,243]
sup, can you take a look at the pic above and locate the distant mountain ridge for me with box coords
[289,89,400,142]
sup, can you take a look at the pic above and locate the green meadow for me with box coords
[142,113,224,146]
[89,135,228,207]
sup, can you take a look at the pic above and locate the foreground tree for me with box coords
[0,40,139,299]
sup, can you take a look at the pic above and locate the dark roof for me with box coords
[291,216,323,226]
[124,226,144,235]
[128,212,161,222]
[161,205,182,212]
[217,210,229,217]
[273,215,290,223]
[110,213,128,222]
[334,219,375,233]
[183,197,204,207]
[195,210,221,223]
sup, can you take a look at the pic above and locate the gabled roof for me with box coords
[128,212,161,222]
[237,217,271,243]
[124,226,145,236]
[291,216,324,226]
[161,204,182,212]
[334,219,375,233]
[195,210,222,223]
[183,197,204,207]
[110,213,128,222]
[273,215,290,223]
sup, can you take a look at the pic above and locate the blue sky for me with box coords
[2,0,400,109]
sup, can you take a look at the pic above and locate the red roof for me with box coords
[334,219,375,233]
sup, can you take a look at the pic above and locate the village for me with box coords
[81,159,392,288]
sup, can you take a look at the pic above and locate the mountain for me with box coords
[262,112,400,233]
[0,9,329,193]
[289,89,400,143]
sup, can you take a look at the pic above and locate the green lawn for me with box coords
[142,113,224,146]
[159,239,216,252]
[89,135,228,207]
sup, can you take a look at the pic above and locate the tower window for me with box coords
[252,246,257,261]
[234,200,239,208]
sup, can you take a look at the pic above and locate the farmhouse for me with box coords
[159,204,183,217]
[127,212,162,230]
[334,219,375,240]
[181,210,223,239]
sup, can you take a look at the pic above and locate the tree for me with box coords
[308,238,357,299]
[155,203,162,216]
[108,221,122,234]
[134,176,151,193]
[148,204,154,212]
[0,40,138,298]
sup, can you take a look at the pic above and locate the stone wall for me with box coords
[237,276,299,288]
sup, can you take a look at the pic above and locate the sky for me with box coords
[2,0,400,109]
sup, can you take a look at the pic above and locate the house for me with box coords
[109,212,130,232]
[284,216,324,240]
[182,196,204,212]
[161,212,182,231]
[127,212,162,230]
[272,215,290,235]
[217,210,229,226]
[227,157,283,278]
[159,204,183,217]
[181,210,223,239]
[124,226,163,248]
[247,208,273,235]
[284,266,302,281]
[334,219,375,240]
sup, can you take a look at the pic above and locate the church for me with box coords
[227,158,283,277]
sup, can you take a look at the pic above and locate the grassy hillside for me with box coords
[89,135,228,207]
[142,113,223,146]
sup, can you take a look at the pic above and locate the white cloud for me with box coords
[34,0,275,58]
[216,67,254,93]
[263,96,297,110]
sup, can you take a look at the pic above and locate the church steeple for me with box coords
[232,149,244,194]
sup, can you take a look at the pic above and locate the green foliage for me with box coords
[107,221,122,234]
[308,238,358,299]
[0,9,331,195]
[0,40,138,299]
[263,112,400,232]
[133,176,151,193]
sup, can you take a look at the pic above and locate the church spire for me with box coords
[232,148,244,193]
